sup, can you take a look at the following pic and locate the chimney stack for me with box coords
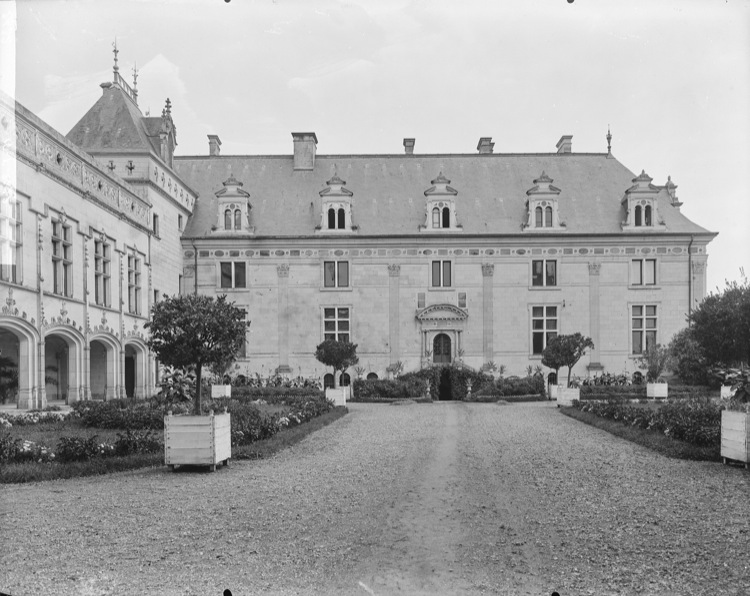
[556,135,573,154]
[208,135,222,156]
[403,138,415,155]
[292,132,318,170]
[477,137,494,154]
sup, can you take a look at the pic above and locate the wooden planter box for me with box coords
[211,384,232,398]
[721,410,750,468]
[647,382,668,399]
[164,412,231,471]
[557,386,579,407]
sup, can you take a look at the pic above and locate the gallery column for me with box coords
[481,263,494,364]
[388,264,400,364]
[276,264,292,375]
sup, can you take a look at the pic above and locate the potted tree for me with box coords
[314,339,358,406]
[542,333,595,407]
[146,294,249,471]
[637,344,671,399]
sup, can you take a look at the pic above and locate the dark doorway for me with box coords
[438,367,452,401]
[125,355,135,398]
[433,333,451,365]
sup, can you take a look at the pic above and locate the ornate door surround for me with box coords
[416,303,469,364]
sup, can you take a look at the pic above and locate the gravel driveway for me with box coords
[2,401,749,596]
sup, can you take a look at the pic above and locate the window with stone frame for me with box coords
[0,198,21,284]
[127,252,142,315]
[220,261,247,289]
[631,259,656,286]
[323,307,350,342]
[431,260,452,288]
[532,259,557,287]
[94,238,111,307]
[52,219,72,297]
[632,304,657,354]
[324,261,349,288]
[531,305,558,355]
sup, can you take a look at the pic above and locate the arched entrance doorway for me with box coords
[433,333,451,365]
[0,318,40,408]
[124,343,147,399]
[44,328,84,404]
[90,337,118,400]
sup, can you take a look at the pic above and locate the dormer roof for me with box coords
[424,172,458,197]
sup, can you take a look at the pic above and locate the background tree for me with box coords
[314,340,359,388]
[688,275,750,367]
[145,294,249,414]
[636,343,672,383]
[541,333,595,387]
[668,328,709,385]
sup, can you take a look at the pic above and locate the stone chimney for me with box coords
[292,132,318,170]
[208,135,222,156]
[556,135,573,154]
[477,137,494,154]
[403,138,415,155]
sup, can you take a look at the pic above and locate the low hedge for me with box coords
[351,378,427,400]
[230,386,325,400]
[473,375,546,399]
[572,397,722,447]
[578,384,714,401]
[400,367,494,401]
[465,393,546,403]
[71,399,164,430]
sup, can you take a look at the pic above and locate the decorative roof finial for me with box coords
[132,61,138,96]
[606,125,612,156]
[112,39,119,75]
[165,98,172,117]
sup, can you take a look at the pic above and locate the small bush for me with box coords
[56,435,111,462]
[113,430,163,456]
[71,400,164,430]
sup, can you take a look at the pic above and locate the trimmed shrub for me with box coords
[113,430,163,456]
[352,378,426,400]
[473,375,546,399]
[230,386,325,400]
[56,435,109,462]
[71,400,164,430]
[400,366,493,401]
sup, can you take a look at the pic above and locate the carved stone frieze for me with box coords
[588,262,601,275]
[277,264,290,277]
[481,263,494,277]
[388,264,401,277]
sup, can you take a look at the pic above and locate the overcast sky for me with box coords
[4,0,749,293]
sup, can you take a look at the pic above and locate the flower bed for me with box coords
[351,378,427,400]
[573,397,722,447]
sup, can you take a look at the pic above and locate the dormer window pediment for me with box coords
[421,172,462,233]
[215,175,252,234]
[523,171,565,232]
[318,173,356,234]
[621,170,666,231]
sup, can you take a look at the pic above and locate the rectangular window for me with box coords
[532,260,557,287]
[631,259,656,286]
[52,219,73,296]
[531,305,558,355]
[431,260,451,288]
[323,261,349,288]
[128,252,142,315]
[324,307,350,342]
[152,214,160,236]
[178,214,183,231]
[0,198,21,283]
[220,261,246,289]
[94,239,111,307]
[238,307,247,358]
[632,304,657,354]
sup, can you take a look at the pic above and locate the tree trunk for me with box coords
[333,368,339,388]
[194,363,202,415]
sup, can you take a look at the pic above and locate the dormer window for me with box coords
[622,170,665,231]
[421,172,461,233]
[524,172,564,232]
[318,174,355,234]
[215,175,251,234]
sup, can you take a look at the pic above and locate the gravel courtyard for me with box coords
[2,401,749,596]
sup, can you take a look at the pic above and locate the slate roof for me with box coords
[174,153,713,239]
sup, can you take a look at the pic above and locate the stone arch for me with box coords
[89,333,120,401]
[0,316,40,409]
[123,339,149,399]
[44,325,86,404]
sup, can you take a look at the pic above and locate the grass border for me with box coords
[559,406,721,462]
[0,407,348,484]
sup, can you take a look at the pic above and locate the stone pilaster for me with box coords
[388,264,400,364]
[587,261,603,372]
[481,263,494,364]
[691,260,707,308]
[276,264,292,374]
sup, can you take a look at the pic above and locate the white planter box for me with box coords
[557,386,580,407]
[647,382,668,399]
[721,410,750,467]
[720,385,736,399]
[326,387,348,407]
[211,384,232,398]
[164,412,231,471]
